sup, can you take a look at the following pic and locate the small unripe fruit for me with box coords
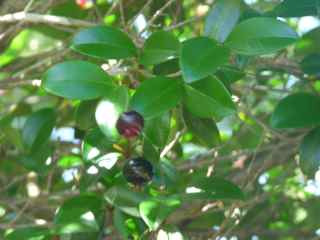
[123,157,153,185]
[116,111,144,138]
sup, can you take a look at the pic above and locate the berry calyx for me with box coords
[116,111,144,139]
[123,157,153,186]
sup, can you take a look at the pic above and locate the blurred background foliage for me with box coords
[1,0,320,239]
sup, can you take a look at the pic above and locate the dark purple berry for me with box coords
[116,111,144,138]
[123,157,153,186]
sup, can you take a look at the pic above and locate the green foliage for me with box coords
[226,17,298,55]
[183,76,235,119]
[271,93,320,128]
[204,0,241,42]
[299,128,320,178]
[268,0,320,17]
[130,77,183,119]
[140,31,180,65]
[54,194,105,234]
[42,60,115,100]
[72,26,137,59]
[180,37,230,83]
[2,1,320,239]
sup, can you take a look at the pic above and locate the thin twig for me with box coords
[128,0,154,26]
[0,12,95,27]
[164,15,203,31]
[139,0,176,35]
[160,129,185,158]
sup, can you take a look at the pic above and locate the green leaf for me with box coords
[58,155,83,168]
[271,93,320,129]
[226,17,298,55]
[183,76,236,119]
[139,197,181,230]
[19,143,52,173]
[144,112,171,148]
[42,60,115,100]
[5,227,50,240]
[105,186,148,217]
[140,31,180,65]
[75,100,98,130]
[95,86,129,140]
[215,66,245,88]
[180,37,230,83]
[153,58,180,75]
[54,194,105,234]
[183,109,221,148]
[113,209,145,240]
[186,211,224,230]
[113,209,132,240]
[296,27,320,55]
[184,177,244,200]
[22,108,56,151]
[130,77,183,119]
[300,54,320,75]
[158,159,180,190]
[236,116,264,149]
[268,0,320,17]
[204,0,241,43]
[72,26,137,59]
[299,127,320,178]
[143,138,160,163]
[82,128,114,157]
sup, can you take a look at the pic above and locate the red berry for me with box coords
[123,157,153,186]
[116,111,144,139]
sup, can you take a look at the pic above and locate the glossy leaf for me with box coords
[5,227,50,240]
[22,108,56,151]
[19,143,52,173]
[296,27,320,55]
[186,211,224,230]
[75,100,98,130]
[184,76,236,119]
[72,26,137,59]
[204,0,241,43]
[95,86,129,140]
[82,127,114,157]
[153,58,180,75]
[140,31,180,65]
[54,194,105,234]
[139,197,181,230]
[215,66,245,88]
[184,177,244,200]
[143,138,160,163]
[43,60,115,100]
[299,127,320,178]
[271,93,320,128]
[269,0,320,17]
[226,17,298,55]
[180,37,230,83]
[113,209,145,240]
[113,209,131,240]
[130,77,183,119]
[144,112,171,148]
[300,54,320,75]
[105,186,147,217]
[58,155,83,168]
[183,109,221,148]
